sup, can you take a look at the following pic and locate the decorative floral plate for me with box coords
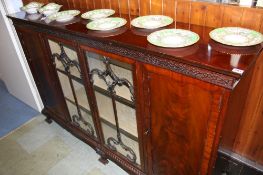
[81,9,115,20]
[86,17,127,31]
[131,15,173,29]
[21,2,44,11]
[48,10,80,22]
[147,29,200,48]
[209,27,263,46]
[38,3,62,14]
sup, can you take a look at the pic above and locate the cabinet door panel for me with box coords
[16,27,68,120]
[144,65,226,175]
[47,39,98,139]
[85,50,142,166]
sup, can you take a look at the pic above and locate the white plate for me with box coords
[39,3,62,13]
[209,27,263,46]
[147,29,200,48]
[48,10,80,22]
[81,9,115,20]
[86,17,127,31]
[39,3,62,16]
[131,15,173,29]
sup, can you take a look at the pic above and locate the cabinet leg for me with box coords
[95,148,109,164]
[99,156,109,165]
[45,117,53,124]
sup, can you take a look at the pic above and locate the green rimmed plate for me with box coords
[38,3,62,13]
[48,10,80,22]
[147,29,200,48]
[131,15,173,29]
[86,17,127,31]
[21,2,44,11]
[209,27,263,46]
[81,9,115,20]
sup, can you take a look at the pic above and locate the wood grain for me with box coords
[241,8,263,31]
[144,64,226,175]
[176,0,191,24]
[161,0,174,17]
[139,0,150,15]
[221,5,243,27]
[151,0,163,15]
[232,53,263,164]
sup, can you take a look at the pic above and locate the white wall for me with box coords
[0,0,43,111]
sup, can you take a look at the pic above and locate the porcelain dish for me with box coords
[209,27,263,46]
[86,17,127,30]
[81,9,115,20]
[131,15,173,29]
[147,29,200,48]
[48,10,80,22]
[21,2,44,14]
[39,3,62,16]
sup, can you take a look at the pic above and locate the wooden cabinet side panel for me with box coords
[143,65,227,175]
[15,26,69,121]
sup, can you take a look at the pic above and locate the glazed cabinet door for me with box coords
[15,26,69,121]
[143,65,228,175]
[45,38,99,141]
[82,46,145,172]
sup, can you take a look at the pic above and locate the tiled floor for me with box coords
[0,114,128,175]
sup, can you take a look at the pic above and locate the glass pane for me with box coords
[95,91,137,137]
[95,91,115,127]
[86,51,140,166]
[102,122,141,165]
[72,80,90,110]
[66,100,78,118]
[66,101,97,137]
[116,101,137,137]
[57,71,74,101]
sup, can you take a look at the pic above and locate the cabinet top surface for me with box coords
[8,12,263,78]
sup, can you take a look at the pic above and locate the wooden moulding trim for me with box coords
[100,146,146,175]
[12,19,237,89]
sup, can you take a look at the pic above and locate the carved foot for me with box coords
[99,156,109,165]
[45,117,53,124]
